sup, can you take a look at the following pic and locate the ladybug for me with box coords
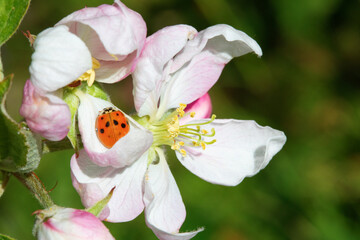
[95,107,130,148]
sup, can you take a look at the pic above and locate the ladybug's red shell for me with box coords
[95,107,130,148]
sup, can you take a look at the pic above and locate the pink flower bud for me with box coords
[181,93,212,124]
[35,207,115,240]
[20,80,71,141]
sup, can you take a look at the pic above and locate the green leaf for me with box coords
[0,233,16,240]
[0,75,41,172]
[84,82,110,101]
[87,187,115,217]
[0,0,31,46]
[63,89,80,151]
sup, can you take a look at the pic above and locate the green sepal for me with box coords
[86,187,115,217]
[0,0,31,46]
[0,233,16,240]
[63,88,80,151]
[0,75,41,172]
[0,171,10,197]
[83,82,110,101]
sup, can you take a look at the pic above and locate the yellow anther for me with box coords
[179,141,185,146]
[77,58,100,87]
[200,141,206,150]
[180,149,187,157]
[192,141,200,147]
[201,129,208,134]
[171,143,180,150]
[190,112,195,118]
[176,103,187,117]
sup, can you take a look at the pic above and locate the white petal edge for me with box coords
[30,25,92,92]
[175,119,286,186]
[71,150,148,222]
[144,148,202,240]
[77,93,153,168]
[171,24,262,73]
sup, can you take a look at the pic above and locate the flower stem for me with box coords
[13,172,54,209]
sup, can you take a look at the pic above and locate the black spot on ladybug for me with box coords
[106,121,110,127]
[121,123,126,128]
[113,120,119,125]
[116,113,119,116]
[101,117,104,120]
[100,129,104,133]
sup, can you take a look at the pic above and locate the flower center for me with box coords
[144,104,217,157]
[76,58,100,87]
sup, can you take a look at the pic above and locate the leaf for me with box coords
[0,75,41,172]
[0,0,31,46]
[63,88,80,151]
[83,82,110,101]
[0,233,16,240]
[87,187,115,217]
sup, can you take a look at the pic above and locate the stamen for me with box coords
[190,112,195,118]
[200,141,206,150]
[180,149,187,157]
[76,58,100,87]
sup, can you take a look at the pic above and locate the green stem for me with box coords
[13,172,54,208]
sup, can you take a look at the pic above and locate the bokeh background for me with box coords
[1,0,359,239]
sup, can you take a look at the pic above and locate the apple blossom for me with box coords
[34,206,115,240]
[71,24,286,240]
[21,0,147,141]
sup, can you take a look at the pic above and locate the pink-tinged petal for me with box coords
[20,80,71,141]
[171,24,262,73]
[71,150,148,222]
[176,119,286,186]
[95,51,137,84]
[158,51,224,114]
[29,26,92,92]
[36,207,114,240]
[133,25,197,117]
[77,93,153,168]
[144,149,202,239]
[180,93,212,124]
[57,0,146,83]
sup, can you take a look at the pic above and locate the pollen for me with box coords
[190,112,196,118]
[180,149,187,157]
[77,58,100,87]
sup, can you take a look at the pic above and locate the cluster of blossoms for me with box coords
[21,0,286,239]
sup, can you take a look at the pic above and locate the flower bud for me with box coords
[20,80,71,141]
[34,206,115,240]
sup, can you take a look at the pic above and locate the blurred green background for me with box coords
[1,0,360,239]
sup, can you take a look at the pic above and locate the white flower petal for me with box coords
[77,93,153,168]
[175,119,286,186]
[57,0,146,60]
[171,24,262,72]
[146,223,203,240]
[158,51,224,113]
[144,149,201,239]
[71,150,148,222]
[133,25,197,117]
[30,25,92,92]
